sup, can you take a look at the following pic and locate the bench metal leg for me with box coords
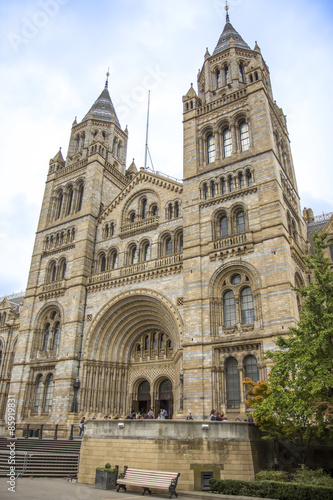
[117,484,127,492]
[142,487,152,495]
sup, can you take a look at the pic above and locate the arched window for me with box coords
[216,69,221,89]
[141,198,147,219]
[130,246,137,265]
[239,63,245,83]
[165,237,172,256]
[223,291,236,327]
[203,183,208,200]
[219,215,228,238]
[56,193,63,220]
[110,223,114,236]
[110,250,117,269]
[246,169,253,186]
[175,232,183,253]
[211,181,216,198]
[224,65,230,85]
[104,224,109,239]
[77,184,84,212]
[168,204,173,220]
[236,210,246,233]
[207,134,215,163]
[34,375,44,412]
[221,178,226,194]
[142,242,150,261]
[50,261,57,282]
[240,287,255,324]
[151,205,158,217]
[152,333,157,350]
[144,336,149,351]
[174,202,179,218]
[100,254,106,272]
[223,129,232,157]
[52,322,61,350]
[130,211,136,223]
[43,324,50,351]
[59,259,66,280]
[244,355,259,383]
[226,357,240,409]
[238,172,244,189]
[240,122,250,151]
[66,188,73,216]
[228,175,234,193]
[160,333,165,349]
[43,375,54,413]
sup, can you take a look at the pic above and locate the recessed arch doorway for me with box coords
[155,378,173,419]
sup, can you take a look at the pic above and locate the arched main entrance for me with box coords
[136,380,151,414]
[155,379,173,419]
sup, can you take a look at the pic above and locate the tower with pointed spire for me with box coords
[181,12,307,416]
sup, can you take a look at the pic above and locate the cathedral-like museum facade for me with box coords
[0,15,311,431]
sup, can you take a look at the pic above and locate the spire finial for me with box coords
[225,1,230,23]
[105,67,110,88]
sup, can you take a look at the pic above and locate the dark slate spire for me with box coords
[82,72,121,127]
[213,5,250,55]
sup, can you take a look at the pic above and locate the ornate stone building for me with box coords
[1,13,316,431]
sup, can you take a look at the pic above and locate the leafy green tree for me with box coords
[244,232,333,464]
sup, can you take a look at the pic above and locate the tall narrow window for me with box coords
[141,198,147,219]
[228,176,234,193]
[174,202,179,218]
[50,262,57,282]
[224,65,230,85]
[56,194,63,220]
[239,63,245,83]
[240,287,255,324]
[223,291,236,327]
[77,185,84,212]
[52,322,61,350]
[226,357,240,409]
[59,260,66,280]
[223,129,232,157]
[165,237,172,256]
[100,255,106,272]
[152,205,158,217]
[211,181,216,198]
[131,246,137,265]
[143,243,150,261]
[160,333,165,349]
[236,211,246,233]
[244,355,259,383]
[246,169,253,186]
[111,251,117,269]
[152,333,157,350]
[43,375,54,413]
[207,134,215,163]
[216,69,221,89]
[240,122,250,151]
[203,183,208,200]
[67,188,73,215]
[221,178,226,194]
[220,215,228,238]
[0,347,3,369]
[238,172,244,189]
[43,324,50,351]
[34,376,44,412]
[168,204,173,220]
[144,336,149,351]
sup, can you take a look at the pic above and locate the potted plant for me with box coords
[94,463,118,489]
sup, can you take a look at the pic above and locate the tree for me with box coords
[244,232,333,464]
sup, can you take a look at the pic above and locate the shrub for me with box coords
[256,470,289,482]
[291,465,333,488]
[96,463,117,472]
[209,478,333,500]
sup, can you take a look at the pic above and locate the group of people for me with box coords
[209,410,228,421]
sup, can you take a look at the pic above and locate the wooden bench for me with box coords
[116,467,180,498]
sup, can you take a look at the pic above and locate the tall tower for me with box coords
[12,77,129,423]
[181,8,307,417]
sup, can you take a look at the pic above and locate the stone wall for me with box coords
[78,420,274,490]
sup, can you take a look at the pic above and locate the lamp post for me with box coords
[179,370,184,411]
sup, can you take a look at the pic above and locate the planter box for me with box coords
[94,470,117,489]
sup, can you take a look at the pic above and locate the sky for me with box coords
[0,0,332,297]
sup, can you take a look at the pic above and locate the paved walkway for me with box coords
[0,477,275,500]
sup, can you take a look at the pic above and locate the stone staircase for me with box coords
[0,437,81,478]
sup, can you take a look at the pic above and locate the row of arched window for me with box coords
[96,230,183,273]
[201,168,253,200]
[34,373,54,413]
[44,227,76,251]
[51,180,84,221]
[225,354,259,409]
[202,120,250,165]
[40,310,62,351]
[134,331,173,355]
[46,258,66,283]
[287,211,299,243]
[212,205,247,240]
[214,62,246,89]
[222,273,255,327]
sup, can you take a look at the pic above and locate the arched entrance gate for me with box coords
[132,378,173,418]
